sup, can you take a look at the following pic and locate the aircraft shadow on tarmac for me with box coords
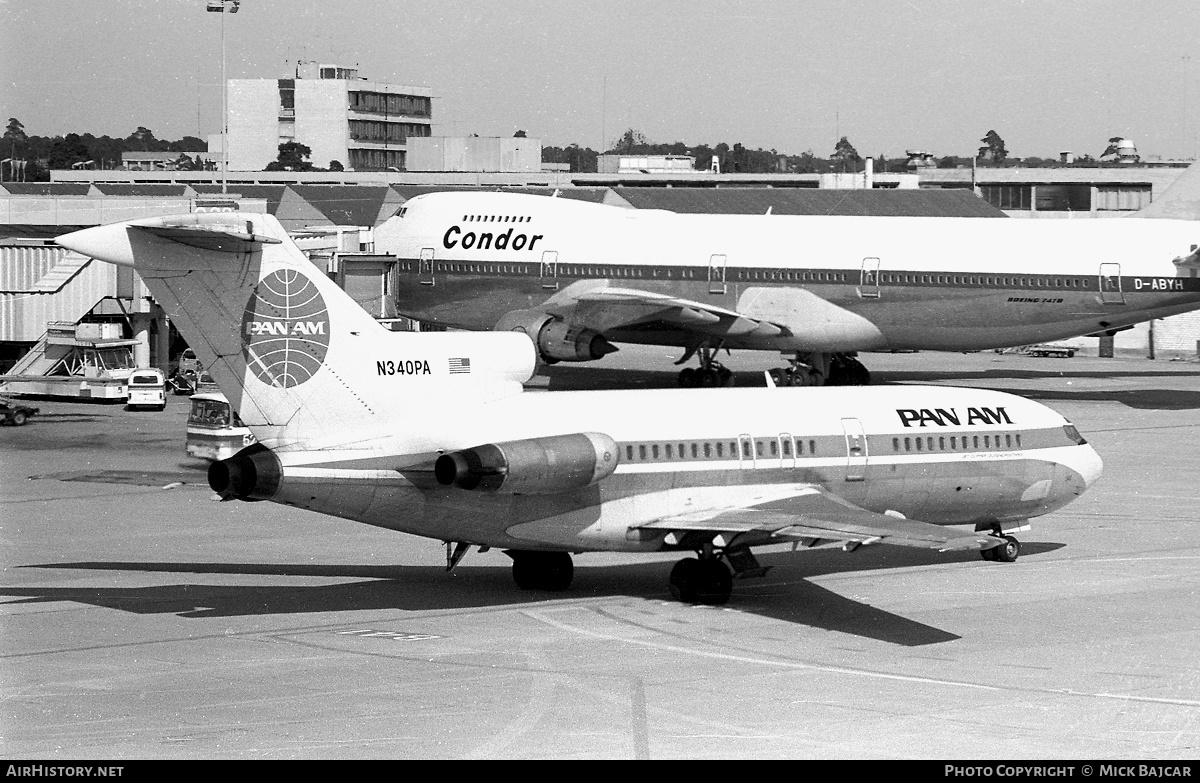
[8,541,1063,647]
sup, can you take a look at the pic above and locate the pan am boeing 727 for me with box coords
[58,213,1102,604]
[374,166,1200,387]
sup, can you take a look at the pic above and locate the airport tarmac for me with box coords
[3,348,1200,759]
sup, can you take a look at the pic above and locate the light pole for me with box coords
[207,0,239,193]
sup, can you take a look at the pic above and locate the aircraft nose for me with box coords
[57,223,135,267]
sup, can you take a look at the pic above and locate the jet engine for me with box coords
[494,309,617,363]
[208,443,282,501]
[435,432,619,495]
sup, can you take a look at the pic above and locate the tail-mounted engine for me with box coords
[435,432,620,495]
[208,443,282,501]
[494,309,617,363]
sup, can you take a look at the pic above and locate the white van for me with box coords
[126,368,166,411]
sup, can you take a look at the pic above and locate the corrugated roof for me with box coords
[0,183,92,196]
[91,184,190,197]
[0,226,91,242]
[612,188,1007,217]
[191,184,290,214]
[288,185,393,227]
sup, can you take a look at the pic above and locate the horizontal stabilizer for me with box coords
[135,223,282,253]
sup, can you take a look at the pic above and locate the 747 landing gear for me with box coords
[767,352,871,387]
[677,343,735,388]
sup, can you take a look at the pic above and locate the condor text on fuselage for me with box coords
[375,188,1200,387]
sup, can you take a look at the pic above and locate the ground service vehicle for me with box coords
[185,392,255,461]
[126,368,166,411]
[0,397,38,426]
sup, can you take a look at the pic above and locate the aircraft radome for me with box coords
[57,213,1103,605]
[373,162,1200,388]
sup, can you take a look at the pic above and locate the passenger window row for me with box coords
[462,214,532,223]
[401,261,1101,291]
[892,433,1022,453]
[623,436,820,463]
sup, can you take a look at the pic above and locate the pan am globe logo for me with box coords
[241,270,330,388]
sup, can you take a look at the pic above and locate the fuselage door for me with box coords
[738,434,755,470]
[419,247,435,287]
[709,254,728,295]
[540,251,559,290]
[1099,262,1124,304]
[840,418,868,482]
[858,257,881,299]
[779,433,795,470]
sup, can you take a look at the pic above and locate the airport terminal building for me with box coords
[222,63,434,173]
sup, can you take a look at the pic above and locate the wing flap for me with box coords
[569,287,786,337]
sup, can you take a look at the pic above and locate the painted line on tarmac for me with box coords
[522,607,1000,692]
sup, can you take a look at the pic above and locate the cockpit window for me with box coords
[1063,424,1087,445]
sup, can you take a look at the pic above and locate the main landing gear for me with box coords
[507,550,575,591]
[676,342,735,388]
[767,352,871,387]
[668,557,734,605]
[667,547,768,606]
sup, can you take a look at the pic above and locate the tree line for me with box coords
[2,117,1134,179]
[3,119,211,181]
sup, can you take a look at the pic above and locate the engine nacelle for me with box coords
[435,432,620,495]
[494,308,617,363]
[208,443,282,502]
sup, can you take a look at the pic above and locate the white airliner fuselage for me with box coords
[375,191,1200,385]
[57,212,1103,604]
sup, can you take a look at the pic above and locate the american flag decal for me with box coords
[448,357,471,374]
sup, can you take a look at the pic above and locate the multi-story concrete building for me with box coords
[226,63,434,173]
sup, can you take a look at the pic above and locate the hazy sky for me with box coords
[3,0,1199,159]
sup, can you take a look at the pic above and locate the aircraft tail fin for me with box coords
[57,213,535,450]
[1136,159,1200,219]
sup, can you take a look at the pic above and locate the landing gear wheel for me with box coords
[11,411,26,426]
[669,558,701,603]
[510,551,575,591]
[678,367,697,388]
[994,535,1020,563]
[695,559,733,605]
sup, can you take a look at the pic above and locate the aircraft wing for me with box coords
[544,283,887,350]
[636,486,1000,552]
[556,286,786,338]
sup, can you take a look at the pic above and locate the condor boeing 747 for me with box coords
[374,172,1200,386]
[58,213,1101,604]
